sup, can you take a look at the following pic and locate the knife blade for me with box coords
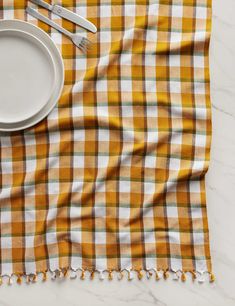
[29,0,97,33]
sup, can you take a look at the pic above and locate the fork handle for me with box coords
[26,7,72,39]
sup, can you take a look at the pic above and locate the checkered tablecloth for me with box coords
[0,0,214,283]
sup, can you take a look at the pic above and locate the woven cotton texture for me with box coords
[0,0,213,283]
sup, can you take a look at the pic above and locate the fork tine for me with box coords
[80,42,89,50]
[84,44,92,50]
[81,38,92,49]
[72,34,92,52]
[81,39,89,47]
[78,43,87,53]
[80,41,91,52]
[83,37,92,45]
[83,36,91,43]
[80,41,90,49]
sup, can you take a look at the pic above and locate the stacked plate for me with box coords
[0,19,64,132]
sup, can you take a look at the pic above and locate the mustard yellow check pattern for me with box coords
[0,0,214,283]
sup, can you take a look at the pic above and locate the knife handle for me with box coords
[52,5,64,15]
[52,4,97,33]
[26,7,72,38]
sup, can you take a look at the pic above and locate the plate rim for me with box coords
[0,19,64,132]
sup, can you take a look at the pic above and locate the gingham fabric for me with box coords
[0,0,214,283]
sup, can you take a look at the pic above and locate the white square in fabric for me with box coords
[194,82,206,95]
[121,53,132,66]
[119,232,131,244]
[71,230,82,244]
[95,232,106,245]
[95,181,106,193]
[170,32,182,43]
[191,207,202,219]
[70,206,81,219]
[194,55,205,68]
[25,210,36,223]
[125,4,136,17]
[77,57,87,71]
[146,29,158,42]
[170,55,181,67]
[196,6,208,20]
[144,231,155,244]
[47,208,57,221]
[96,80,108,92]
[94,206,106,218]
[195,108,207,120]
[121,80,132,92]
[171,132,182,145]
[171,4,184,18]
[145,54,156,67]
[100,4,111,17]
[119,207,130,219]
[48,181,60,195]
[169,158,181,171]
[145,155,156,169]
[168,231,181,244]
[195,134,207,148]
[122,106,133,118]
[97,105,109,118]
[99,54,110,67]
[143,207,154,218]
[100,31,111,43]
[76,5,86,17]
[25,159,36,171]
[167,206,179,218]
[144,182,155,195]
[1,161,12,174]
[25,235,35,248]
[72,181,84,193]
[190,181,201,193]
[147,131,158,143]
[119,181,131,193]
[50,32,62,45]
[98,129,109,141]
[46,232,57,244]
[146,80,157,93]
[74,129,85,142]
[73,155,84,168]
[48,107,59,121]
[97,155,109,168]
[193,232,205,245]
[1,211,11,224]
[1,237,12,249]
[72,105,84,119]
[170,81,181,94]
[192,160,205,172]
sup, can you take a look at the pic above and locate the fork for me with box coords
[26,7,92,52]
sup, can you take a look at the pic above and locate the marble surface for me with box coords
[0,1,234,305]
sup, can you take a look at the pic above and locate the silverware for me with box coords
[26,7,92,52]
[29,0,97,33]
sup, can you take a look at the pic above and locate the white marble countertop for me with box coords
[0,1,234,305]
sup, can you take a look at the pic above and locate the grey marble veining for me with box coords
[0,0,233,305]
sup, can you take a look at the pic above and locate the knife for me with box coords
[29,0,97,33]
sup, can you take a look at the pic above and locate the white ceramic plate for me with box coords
[0,20,64,132]
[0,29,56,124]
